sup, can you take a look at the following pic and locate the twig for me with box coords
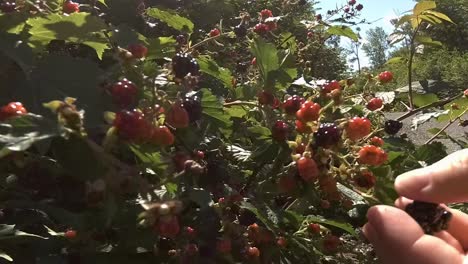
[189,33,226,50]
[396,94,462,121]
[425,108,467,145]
[223,101,258,107]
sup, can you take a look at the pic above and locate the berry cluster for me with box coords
[254,9,277,34]
[405,201,452,235]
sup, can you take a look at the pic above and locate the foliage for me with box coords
[0,0,465,263]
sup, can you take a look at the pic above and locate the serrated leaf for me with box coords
[197,56,234,89]
[240,202,280,232]
[306,216,357,237]
[0,114,64,156]
[26,13,109,59]
[250,142,279,162]
[395,14,414,27]
[129,144,168,175]
[413,93,439,107]
[250,37,280,85]
[200,88,232,128]
[224,106,248,118]
[0,224,48,243]
[413,1,436,15]
[420,14,442,24]
[0,13,27,34]
[414,142,447,164]
[386,56,406,64]
[424,10,454,23]
[438,97,468,122]
[147,37,176,59]
[327,25,359,41]
[248,125,272,140]
[371,166,397,205]
[110,24,147,47]
[146,8,193,33]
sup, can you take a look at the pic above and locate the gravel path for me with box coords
[385,112,467,154]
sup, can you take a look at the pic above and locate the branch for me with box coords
[396,93,462,121]
[425,108,468,145]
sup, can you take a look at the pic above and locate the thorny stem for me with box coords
[396,93,462,121]
[189,33,226,51]
[425,108,468,145]
[407,24,421,109]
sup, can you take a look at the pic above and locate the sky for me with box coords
[315,0,415,69]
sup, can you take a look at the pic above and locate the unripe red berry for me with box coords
[307,31,314,38]
[251,57,257,66]
[127,43,148,58]
[209,28,220,37]
[113,110,152,142]
[216,238,232,253]
[320,199,331,209]
[370,136,384,146]
[257,90,275,106]
[110,78,138,108]
[283,95,304,115]
[323,81,341,93]
[166,102,189,128]
[354,171,376,189]
[297,157,319,182]
[0,102,27,121]
[358,145,388,166]
[278,175,297,193]
[156,216,180,238]
[254,23,269,34]
[295,120,312,134]
[272,120,289,141]
[64,229,77,239]
[63,0,79,13]
[346,117,371,141]
[378,71,393,83]
[367,97,383,111]
[151,126,175,146]
[308,223,321,234]
[260,9,273,19]
[349,0,356,5]
[323,235,340,254]
[296,101,321,122]
[246,246,260,258]
[277,236,287,248]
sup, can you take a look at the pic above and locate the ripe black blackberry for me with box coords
[182,95,202,122]
[384,120,403,135]
[0,1,16,13]
[234,24,248,38]
[405,201,452,235]
[172,53,199,79]
[314,123,341,148]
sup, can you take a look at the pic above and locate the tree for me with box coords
[362,27,389,69]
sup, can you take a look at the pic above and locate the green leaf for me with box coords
[327,25,359,41]
[386,56,407,64]
[0,224,48,243]
[26,13,109,59]
[129,144,168,175]
[188,188,214,209]
[0,32,34,73]
[224,106,248,118]
[424,10,454,23]
[147,37,176,59]
[371,166,398,205]
[413,93,439,107]
[0,13,27,34]
[0,114,64,156]
[413,1,436,15]
[146,8,194,33]
[97,0,107,6]
[438,97,468,122]
[250,142,279,162]
[427,127,447,137]
[200,88,232,128]
[279,32,297,53]
[395,14,414,27]
[414,142,447,165]
[248,125,272,140]
[110,24,147,47]
[240,202,280,232]
[250,37,280,85]
[420,14,442,24]
[306,216,357,237]
[197,56,234,90]
[415,35,442,47]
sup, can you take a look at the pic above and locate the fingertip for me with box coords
[395,168,430,198]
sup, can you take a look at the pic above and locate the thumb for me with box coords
[395,149,468,203]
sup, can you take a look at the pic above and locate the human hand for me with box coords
[363,149,468,264]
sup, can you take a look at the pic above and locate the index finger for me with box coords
[395,149,468,204]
